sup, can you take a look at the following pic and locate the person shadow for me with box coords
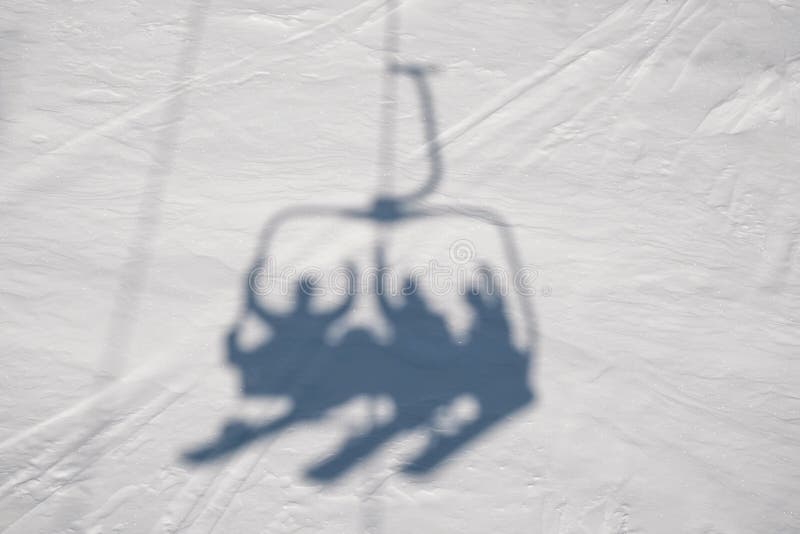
[183,250,535,481]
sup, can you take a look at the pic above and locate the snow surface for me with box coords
[1,0,799,532]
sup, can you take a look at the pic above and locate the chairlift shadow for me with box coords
[183,13,537,481]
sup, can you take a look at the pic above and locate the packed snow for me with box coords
[1,0,799,532]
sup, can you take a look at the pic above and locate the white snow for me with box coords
[1,0,799,532]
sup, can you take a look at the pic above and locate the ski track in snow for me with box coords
[0,372,201,530]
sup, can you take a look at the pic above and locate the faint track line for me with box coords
[401,0,652,164]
